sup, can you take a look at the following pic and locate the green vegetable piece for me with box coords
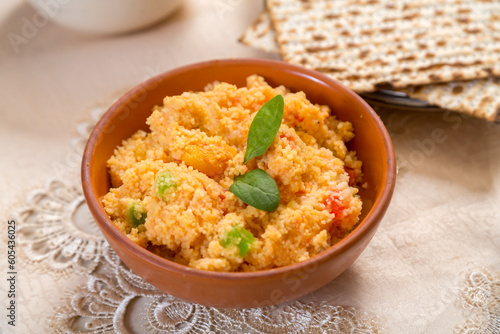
[229,169,280,212]
[155,170,177,198]
[129,203,147,227]
[220,225,256,257]
[244,94,285,164]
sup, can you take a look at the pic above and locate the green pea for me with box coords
[155,170,177,198]
[129,203,147,227]
[220,225,255,257]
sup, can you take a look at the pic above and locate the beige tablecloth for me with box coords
[0,1,499,333]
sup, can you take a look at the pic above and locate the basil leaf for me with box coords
[244,94,284,164]
[229,169,280,212]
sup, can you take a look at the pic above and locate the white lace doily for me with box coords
[15,178,106,276]
[48,245,382,333]
[12,105,383,333]
[10,101,500,333]
[456,269,500,333]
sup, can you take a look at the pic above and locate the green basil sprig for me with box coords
[244,94,284,164]
[230,94,284,212]
[229,169,280,212]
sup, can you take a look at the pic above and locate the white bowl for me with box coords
[26,0,184,34]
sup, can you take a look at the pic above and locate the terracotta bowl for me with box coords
[82,58,396,308]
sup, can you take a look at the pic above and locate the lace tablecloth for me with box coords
[1,0,499,333]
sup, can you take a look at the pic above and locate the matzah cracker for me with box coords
[267,0,500,93]
[401,77,500,122]
[239,11,280,53]
[240,10,500,122]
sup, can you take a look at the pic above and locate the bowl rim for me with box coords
[82,58,396,281]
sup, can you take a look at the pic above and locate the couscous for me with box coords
[102,75,362,272]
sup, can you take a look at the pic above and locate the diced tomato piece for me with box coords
[293,114,305,122]
[345,167,358,186]
[324,191,347,222]
[279,133,295,143]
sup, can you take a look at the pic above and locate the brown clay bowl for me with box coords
[82,58,396,308]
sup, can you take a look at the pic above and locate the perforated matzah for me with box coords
[401,78,500,122]
[240,9,500,122]
[267,0,500,93]
[239,11,280,53]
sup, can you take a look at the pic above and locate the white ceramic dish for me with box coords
[26,0,184,34]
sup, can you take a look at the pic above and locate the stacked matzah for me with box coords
[240,2,500,122]
[401,78,500,122]
[239,11,280,54]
